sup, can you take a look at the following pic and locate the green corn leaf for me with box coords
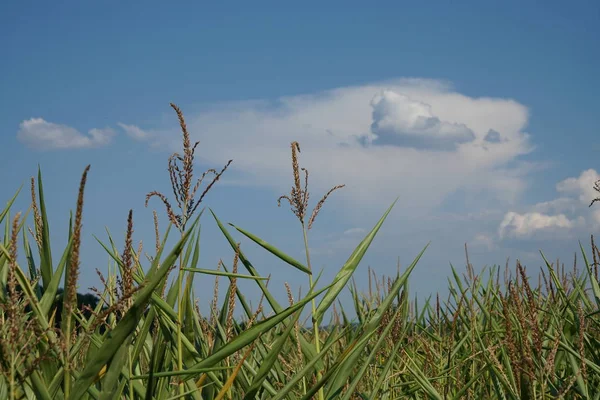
[98,336,132,400]
[28,370,53,400]
[37,167,54,290]
[211,208,323,372]
[579,241,600,307]
[38,223,73,317]
[0,186,21,226]
[405,358,443,400]
[210,209,282,313]
[340,306,404,400]
[229,223,311,275]
[270,327,349,400]
[325,244,427,397]
[314,198,398,324]
[69,217,199,400]
[243,311,303,399]
[186,283,330,375]
[182,268,269,280]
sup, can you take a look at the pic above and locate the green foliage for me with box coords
[1,105,599,398]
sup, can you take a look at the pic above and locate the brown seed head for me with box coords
[278,141,344,227]
[577,302,588,383]
[30,177,43,247]
[6,213,22,344]
[210,261,221,327]
[120,210,134,304]
[291,142,301,199]
[146,104,231,232]
[308,184,345,230]
[517,262,542,353]
[246,290,266,330]
[66,165,90,316]
[226,244,240,340]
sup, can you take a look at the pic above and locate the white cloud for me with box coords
[369,90,475,150]
[498,211,577,239]
[531,197,578,214]
[555,169,600,226]
[496,168,600,240]
[309,228,367,256]
[343,227,365,236]
[151,78,534,218]
[17,118,115,150]
[118,123,151,141]
[556,169,600,206]
[470,233,496,250]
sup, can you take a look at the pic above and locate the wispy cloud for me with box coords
[343,227,366,236]
[470,233,496,250]
[17,118,115,150]
[117,122,152,141]
[309,228,368,256]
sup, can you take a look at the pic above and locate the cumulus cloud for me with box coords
[369,90,476,150]
[496,168,600,241]
[17,118,115,150]
[496,169,600,236]
[556,169,600,206]
[118,123,151,141]
[498,211,576,239]
[148,78,533,218]
[555,169,600,226]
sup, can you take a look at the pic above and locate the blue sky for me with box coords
[1,1,599,314]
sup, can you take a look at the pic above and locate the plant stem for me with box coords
[301,222,324,400]
[64,308,71,398]
[10,351,15,400]
[177,246,185,397]
[128,349,133,400]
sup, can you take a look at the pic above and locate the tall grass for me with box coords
[1,103,600,399]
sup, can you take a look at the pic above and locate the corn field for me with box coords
[1,104,600,399]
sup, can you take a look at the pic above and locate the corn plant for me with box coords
[1,102,599,399]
